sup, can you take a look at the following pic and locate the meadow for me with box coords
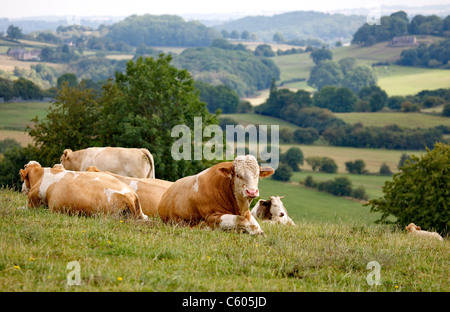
[1,188,448,292]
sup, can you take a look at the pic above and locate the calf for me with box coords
[20,161,147,220]
[251,196,296,226]
[157,155,274,235]
[86,166,173,217]
[60,147,155,178]
[405,223,443,241]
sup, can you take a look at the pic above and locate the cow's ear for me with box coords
[279,195,285,199]
[63,149,72,158]
[19,169,27,181]
[259,167,274,178]
[219,166,232,178]
[261,200,271,207]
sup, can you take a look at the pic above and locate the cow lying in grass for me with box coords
[157,155,274,235]
[86,166,173,217]
[60,147,155,179]
[251,196,296,226]
[405,223,443,241]
[20,161,147,220]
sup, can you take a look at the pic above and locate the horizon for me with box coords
[1,0,450,20]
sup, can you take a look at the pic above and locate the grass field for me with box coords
[334,112,450,128]
[222,113,301,131]
[0,101,50,131]
[1,188,448,292]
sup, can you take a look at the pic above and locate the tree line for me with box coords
[254,82,448,150]
[352,11,450,46]
[397,38,450,69]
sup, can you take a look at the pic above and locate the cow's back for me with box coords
[79,147,151,178]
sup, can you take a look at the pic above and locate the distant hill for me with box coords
[213,11,366,43]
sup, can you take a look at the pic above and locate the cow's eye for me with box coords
[236,174,240,179]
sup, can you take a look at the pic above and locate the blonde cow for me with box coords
[60,147,155,179]
[405,223,444,241]
[20,161,147,220]
[158,155,275,235]
[86,166,173,217]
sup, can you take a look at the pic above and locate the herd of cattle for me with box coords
[19,147,295,235]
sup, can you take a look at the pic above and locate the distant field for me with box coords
[0,101,50,131]
[272,37,450,96]
[279,144,422,174]
[222,113,301,131]
[335,112,450,128]
[0,129,32,146]
[376,65,450,96]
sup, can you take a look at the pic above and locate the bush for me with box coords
[304,175,316,188]
[366,143,450,235]
[272,163,293,182]
[352,186,369,200]
[345,159,367,174]
[280,147,304,171]
[379,162,392,176]
[319,157,338,173]
[443,103,450,117]
[0,138,21,154]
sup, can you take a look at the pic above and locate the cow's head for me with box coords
[405,223,421,232]
[20,161,42,193]
[60,149,73,168]
[257,196,291,223]
[220,155,274,201]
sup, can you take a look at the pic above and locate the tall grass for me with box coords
[1,188,448,292]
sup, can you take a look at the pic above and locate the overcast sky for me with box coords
[1,0,449,18]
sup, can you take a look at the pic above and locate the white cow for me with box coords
[251,196,296,225]
[60,147,155,179]
[405,223,443,241]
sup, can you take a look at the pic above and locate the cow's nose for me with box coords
[245,189,258,198]
[279,212,285,217]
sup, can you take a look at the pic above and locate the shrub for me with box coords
[345,159,367,174]
[319,157,338,173]
[0,138,21,154]
[379,162,392,176]
[280,147,304,171]
[352,186,369,200]
[304,175,316,188]
[272,163,293,182]
[443,103,450,117]
[366,143,450,235]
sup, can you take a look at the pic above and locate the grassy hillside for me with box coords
[334,112,450,128]
[221,113,301,131]
[0,101,50,131]
[272,37,450,96]
[1,188,448,292]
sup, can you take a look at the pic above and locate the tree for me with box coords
[310,48,333,65]
[57,73,78,89]
[308,61,344,90]
[345,159,367,174]
[27,84,101,166]
[379,163,392,176]
[367,143,450,235]
[273,32,285,43]
[254,44,275,57]
[6,25,23,40]
[280,147,304,171]
[98,55,219,181]
[442,103,450,117]
[342,66,377,93]
[271,163,292,182]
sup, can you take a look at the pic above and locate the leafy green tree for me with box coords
[293,128,319,144]
[13,78,42,100]
[0,138,21,154]
[271,163,292,182]
[308,61,344,90]
[442,103,450,117]
[280,147,304,171]
[27,84,101,166]
[98,55,219,180]
[195,81,239,114]
[6,25,23,40]
[310,48,333,65]
[367,143,450,235]
[254,44,275,57]
[345,159,367,174]
[0,77,14,101]
[342,66,377,93]
[57,73,78,89]
[272,32,285,43]
[0,146,36,190]
[379,162,392,176]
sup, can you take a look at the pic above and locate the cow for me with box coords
[60,147,155,179]
[86,166,173,217]
[251,196,296,226]
[405,223,443,241]
[19,161,148,220]
[157,155,275,235]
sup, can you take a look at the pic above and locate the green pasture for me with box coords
[0,101,50,131]
[1,188,448,292]
[334,111,450,128]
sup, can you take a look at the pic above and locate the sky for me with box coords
[1,0,449,19]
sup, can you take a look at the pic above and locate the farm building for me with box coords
[389,36,418,47]
[7,48,41,61]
